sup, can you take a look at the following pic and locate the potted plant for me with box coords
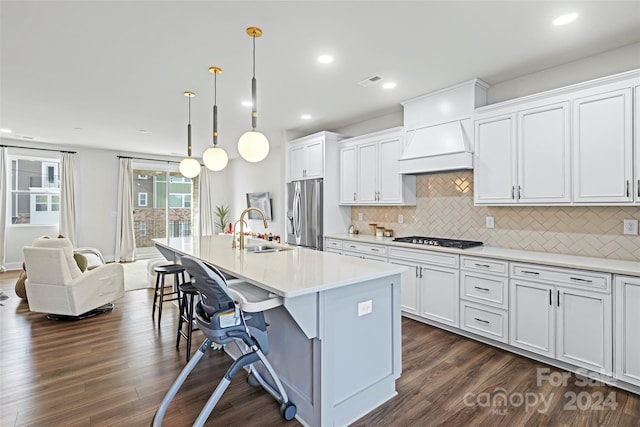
[214,204,230,234]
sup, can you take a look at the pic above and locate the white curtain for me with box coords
[115,158,135,261]
[199,166,215,236]
[0,147,7,272]
[59,152,77,246]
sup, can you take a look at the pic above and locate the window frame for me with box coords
[7,154,61,227]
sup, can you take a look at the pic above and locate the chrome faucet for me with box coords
[236,207,268,250]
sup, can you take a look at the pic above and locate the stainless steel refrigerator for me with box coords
[286,179,323,250]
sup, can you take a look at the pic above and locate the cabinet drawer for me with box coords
[511,263,610,292]
[460,271,508,309]
[461,256,508,276]
[343,251,387,263]
[460,301,508,343]
[325,239,343,250]
[342,242,388,257]
[388,247,458,268]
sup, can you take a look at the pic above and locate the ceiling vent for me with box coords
[357,75,383,87]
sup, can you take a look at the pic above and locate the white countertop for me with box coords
[154,235,406,298]
[326,233,640,277]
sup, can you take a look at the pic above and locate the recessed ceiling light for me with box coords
[138,129,148,134]
[241,100,253,107]
[553,13,578,26]
[74,127,83,131]
[382,82,397,89]
[317,55,334,64]
[301,114,312,120]
[0,128,12,133]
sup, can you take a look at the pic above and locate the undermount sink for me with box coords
[245,245,291,254]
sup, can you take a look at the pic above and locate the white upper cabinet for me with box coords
[356,141,378,203]
[633,86,640,204]
[573,88,633,203]
[475,102,571,205]
[518,102,571,203]
[474,114,517,204]
[339,146,357,204]
[339,128,416,206]
[288,136,324,181]
[474,70,639,206]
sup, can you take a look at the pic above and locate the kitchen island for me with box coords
[154,235,405,427]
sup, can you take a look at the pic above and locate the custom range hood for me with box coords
[398,79,489,175]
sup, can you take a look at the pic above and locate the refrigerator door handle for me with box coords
[293,185,301,238]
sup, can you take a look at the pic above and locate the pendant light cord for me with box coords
[251,32,257,131]
[213,71,218,147]
[187,94,192,157]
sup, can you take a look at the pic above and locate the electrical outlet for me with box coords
[398,214,404,224]
[358,212,364,221]
[486,216,495,229]
[623,219,638,235]
[358,300,373,316]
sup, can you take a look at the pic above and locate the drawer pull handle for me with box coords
[474,317,490,324]
[570,277,593,283]
[474,286,491,292]
[347,244,356,249]
[474,263,491,268]
[522,270,540,275]
[371,248,380,252]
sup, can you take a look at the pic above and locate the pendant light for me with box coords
[237,27,269,163]
[179,91,201,178]
[203,67,229,171]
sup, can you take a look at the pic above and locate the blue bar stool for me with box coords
[152,264,186,326]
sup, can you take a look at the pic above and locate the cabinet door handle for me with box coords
[637,180,640,198]
[557,290,560,307]
[474,286,491,292]
[419,266,423,278]
[474,263,491,268]
[518,185,521,199]
[511,186,515,200]
[570,277,593,283]
[521,270,540,276]
[353,192,356,201]
[549,289,552,306]
[474,317,490,324]
[626,180,630,197]
[415,266,419,278]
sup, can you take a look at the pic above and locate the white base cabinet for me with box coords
[615,275,640,386]
[389,247,459,327]
[460,256,509,343]
[509,263,612,374]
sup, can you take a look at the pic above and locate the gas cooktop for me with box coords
[393,236,483,249]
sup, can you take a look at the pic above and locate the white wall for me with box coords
[226,143,285,239]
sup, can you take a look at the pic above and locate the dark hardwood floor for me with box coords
[1,270,639,426]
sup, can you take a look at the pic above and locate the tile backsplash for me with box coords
[350,171,640,261]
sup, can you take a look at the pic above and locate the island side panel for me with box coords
[319,273,402,426]
[263,306,321,425]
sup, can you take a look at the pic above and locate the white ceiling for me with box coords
[1,1,639,159]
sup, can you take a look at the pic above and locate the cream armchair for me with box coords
[23,237,125,320]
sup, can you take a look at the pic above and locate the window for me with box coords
[131,165,195,258]
[9,156,61,225]
[139,222,147,237]
[169,193,191,208]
